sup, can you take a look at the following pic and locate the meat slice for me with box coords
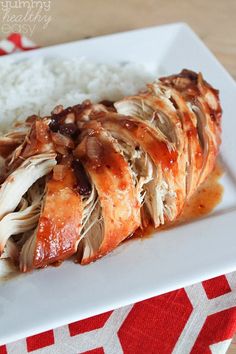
[5,117,55,174]
[75,124,141,264]
[0,153,56,256]
[160,69,222,189]
[115,84,189,208]
[0,194,41,255]
[1,238,19,263]
[0,124,30,159]
[92,113,185,226]
[21,117,54,158]
[0,153,56,221]
[146,81,201,198]
[115,91,183,149]
[20,165,84,271]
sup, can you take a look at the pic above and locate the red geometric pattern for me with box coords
[69,311,113,336]
[1,34,235,354]
[118,289,193,354]
[202,275,231,299]
[191,307,236,353]
[26,330,55,352]
[82,348,105,354]
[0,346,7,354]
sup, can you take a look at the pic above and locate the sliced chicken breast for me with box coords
[148,81,203,198]
[75,123,141,264]
[90,112,185,226]
[115,84,189,211]
[160,69,222,188]
[0,69,222,270]
[20,164,84,271]
[0,153,56,221]
[0,195,41,255]
[0,123,30,158]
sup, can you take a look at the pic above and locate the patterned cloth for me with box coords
[0,33,236,354]
[0,33,37,54]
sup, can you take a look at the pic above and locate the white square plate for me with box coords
[0,23,236,345]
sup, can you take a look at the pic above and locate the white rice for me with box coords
[0,56,155,131]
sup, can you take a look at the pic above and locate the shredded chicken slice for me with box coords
[159,69,221,196]
[0,188,42,255]
[77,198,104,262]
[1,238,19,264]
[0,153,56,220]
[0,123,31,158]
[115,94,180,147]
[19,228,37,272]
[79,184,98,240]
[114,134,176,226]
[115,84,189,223]
[19,164,84,271]
[95,114,180,225]
[75,126,141,264]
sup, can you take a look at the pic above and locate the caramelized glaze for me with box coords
[100,115,178,170]
[33,167,83,268]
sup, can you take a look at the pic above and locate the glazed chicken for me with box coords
[0,70,222,271]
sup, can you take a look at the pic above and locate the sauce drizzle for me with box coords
[129,162,223,240]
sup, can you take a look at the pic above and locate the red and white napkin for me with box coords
[0,34,236,354]
[0,33,37,55]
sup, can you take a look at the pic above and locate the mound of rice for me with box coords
[0,57,155,131]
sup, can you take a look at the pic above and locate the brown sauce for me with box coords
[129,162,224,240]
[102,116,178,170]
[178,162,223,222]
